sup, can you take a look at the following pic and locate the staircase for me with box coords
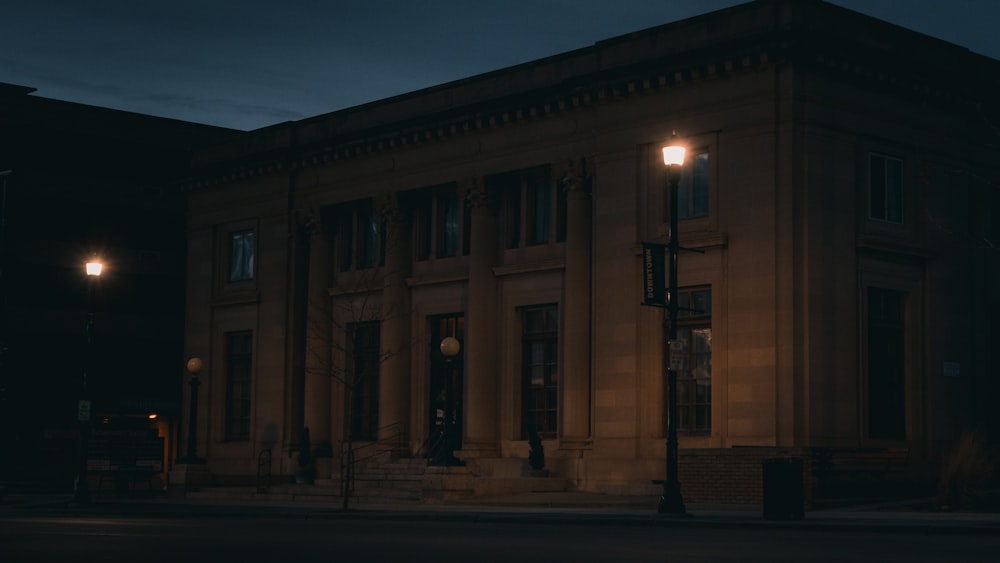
[344,454,427,504]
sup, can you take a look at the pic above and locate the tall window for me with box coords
[349,322,381,441]
[413,184,470,261]
[675,288,712,435]
[335,200,386,271]
[678,151,709,219]
[867,287,905,440]
[228,230,255,282]
[225,331,253,441]
[521,305,558,439]
[490,165,566,250]
[869,153,903,223]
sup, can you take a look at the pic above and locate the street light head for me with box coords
[186,357,203,374]
[85,259,103,277]
[662,145,686,167]
[440,336,461,358]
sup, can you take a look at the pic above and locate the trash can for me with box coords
[762,457,804,520]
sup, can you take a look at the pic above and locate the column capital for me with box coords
[559,157,592,195]
[461,175,495,212]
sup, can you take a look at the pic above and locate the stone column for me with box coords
[560,158,593,449]
[460,177,500,457]
[378,195,412,445]
[302,215,333,449]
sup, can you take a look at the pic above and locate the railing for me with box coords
[339,422,406,505]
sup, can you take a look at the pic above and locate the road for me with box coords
[2,513,998,562]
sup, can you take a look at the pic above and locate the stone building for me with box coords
[180,0,999,502]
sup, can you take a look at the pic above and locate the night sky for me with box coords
[3,0,999,131]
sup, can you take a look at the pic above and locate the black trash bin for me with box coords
[762,457,804,520]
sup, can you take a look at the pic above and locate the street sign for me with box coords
[641,242,666,307]
[668,339,688,371]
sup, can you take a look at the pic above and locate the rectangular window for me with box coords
[675,288,711,435]
[335,200,385,271]
[225,331,253,441]
[521,305,558,439]
[867,287,905,440]
[489,165,563,250]
[358,200,382,269]
[437,189,461,258]
[349,322,381,442]
[677,151,709,220]
[869,153,903,223]
[228,230,255,282]
[527,173,551,245]
[413,184,468,261]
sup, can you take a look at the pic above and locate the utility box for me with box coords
[762,457,804,520]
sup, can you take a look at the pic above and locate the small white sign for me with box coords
[668,339,688,371]
[943,361,961,378]
[77,399,92,422]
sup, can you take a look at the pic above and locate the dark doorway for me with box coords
[428,314,464,465]
[867,287,906,441]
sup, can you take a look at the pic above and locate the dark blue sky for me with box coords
[3,0,999,131]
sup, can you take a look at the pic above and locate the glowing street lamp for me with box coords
[70,256,103,506]
[658,136,687,515]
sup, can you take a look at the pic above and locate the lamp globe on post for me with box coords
[658,137,687,515]
[178,357,205,464]
[434,337,463,466]
[70,257,102,506]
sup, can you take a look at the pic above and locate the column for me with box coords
[378,194,412,444]
[461,177,500,457]
[560,158,593,449]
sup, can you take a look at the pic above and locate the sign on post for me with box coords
[77,399,92,422]
[668,339,688,372]
[641,242,666,308]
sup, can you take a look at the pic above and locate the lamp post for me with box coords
[70,257,102,506]
[658,139,687,515]
[177,357,205,464]
[434,336,462,466]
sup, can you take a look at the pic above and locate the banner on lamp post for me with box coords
[641,242,666,308]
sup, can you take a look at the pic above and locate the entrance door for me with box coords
[429,314,464,465]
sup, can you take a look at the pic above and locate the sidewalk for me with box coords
[3,488,999,535]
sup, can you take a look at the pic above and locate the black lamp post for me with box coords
[434,336,463,466]
[658,139,687,515]
[70,257,102,506]
[177,357,205,464]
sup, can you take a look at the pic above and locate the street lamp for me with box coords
[658,137,687,515]
[177,357,205,464]
[70,256,102,506]
[432,336,463,466]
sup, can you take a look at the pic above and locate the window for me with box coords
[675,288,711,435]
[869,153,903,223]
[490,166,566,250]
[678,151,709,219]
[867,287,905,440]
[225,331,253,441]
[413,184,470,261]
[349,322,381,441]
[335,200,385,271]
[521,305,558,439]
[228,230,255,282]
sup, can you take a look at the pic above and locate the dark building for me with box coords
[0,82,237,490]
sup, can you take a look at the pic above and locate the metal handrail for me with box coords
[339,422,406,504]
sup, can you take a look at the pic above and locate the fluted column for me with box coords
[378,195,412,443]
[461,177,499,457]
[303,215,333,448]
[560,159,593,449]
